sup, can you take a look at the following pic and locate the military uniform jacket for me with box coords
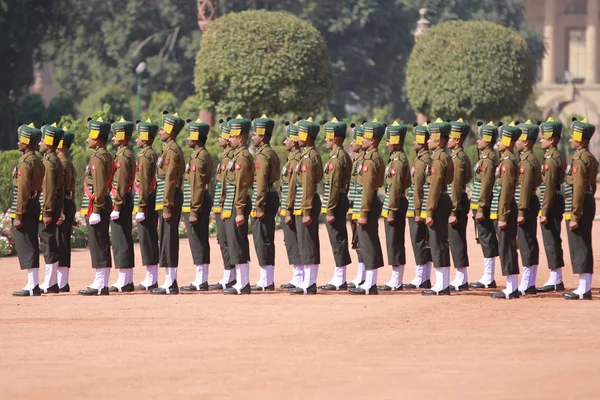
[295,145,323,217]
[323,147,352,216]
[11,151,44,219]
[58,152,76,205]
[253,144,280,215]
[349,150,365,215]
[112,145,136,212]
[426,148,453,218]
[187,147,214,219]
[223,146,254,217]
[281,148,301,217]
[496,152,518,222]
[473,148,498,213]
[157,138,185,210]
[411,149,432,218]
[357,147,384,219]
[517,149,542,217]
[135,146,158,213]
[566,147,599,224]
[85,147,115,214]
[383,150,410,219]
[540,147,565,217]
[40,151,64,219]
[450,147,472,216]
[215,147,234,213]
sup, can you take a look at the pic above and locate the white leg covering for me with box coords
[240,263,250,289]
[573,273,592,295]
[233,265,243,291]
[24,269,40,290]
[360,269,378,294]
[102,268,110,288]
[147,265,159,286]
[502,274,518,296]
[545,267,563,286]
[479,257,495,285]
[519,266,532,293]
[219,268,235,285]
[451,267,468,288]
[113,269,128,288]
[385,265,404,289]
[256,266,268,287]
[291,264,304,286]
[431,267,450,292]
[423,262,432,281]
[88,269,104,289]
[308,264,319,287]
[199,264,209,285]
[57,267,70,288]
[351,262,366,285]
[530,265,538,287]
[161,268,176,288]
[266,265,275,286]
[330,266,347,287]
[409,264,425,286]
[193,264,209,286]
[40,262,58,290]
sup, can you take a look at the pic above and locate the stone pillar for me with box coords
[414,8,430,124]
[197,0,218,124]
[586,0,599,83]
[541,0,556,84]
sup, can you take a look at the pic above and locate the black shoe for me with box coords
[347,280,364,289]
[422,286,451,296]
[78,287,109,296]
[348,285,378,295]
[13,285,42,297]
[209,280,236,291]
[135,282,158,291]
[223,283,251,295]
[522,286,537,295]
[150,280,179,295]
[402,279,431,290]
[319,282,348,291]
[491,289,520,299]
[181,282,209,292]
[109,282,135,293]
[280,282,297,289]
[58,283,70,293]
[470,280,497,289]
[289,283,318,295]
[563,290,592,300]
[377,284,403,291]
[449,283,469,291]
[251,283,275,292]
[42,284,60,294]
[537,282,565,292]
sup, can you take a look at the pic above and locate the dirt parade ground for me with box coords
[2,212,600,399]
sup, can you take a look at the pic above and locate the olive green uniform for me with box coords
[111,145,136,269]
[281,148,302,265]
[540,147,566,269]
[323,147,352,267]
[135,145,159,266]
[39,150,64,264]
[251,143,280,266]
[349,150,366,263]
[471,148,500,258]
[516,149,542,267]
[448,146,472,268]
[157,138,185,268]
[382,149,410,265]
[186,147,213,264]
[11,150,44,270]
[426,147,453,267]
[57,152,76,268]
[215,146,235,270]
[408,149,433,265]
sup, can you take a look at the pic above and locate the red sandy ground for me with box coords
[1,210,600,399]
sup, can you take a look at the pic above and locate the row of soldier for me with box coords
[10,113,598,299]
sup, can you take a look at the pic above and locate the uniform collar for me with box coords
[417,148,429,157]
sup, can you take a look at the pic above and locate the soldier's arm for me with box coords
[413,160,425,215]
[234,155,253,216]
[301,159,316,217]
[137,155,152,212]
[15,161,33,219]
[517,161,534,217]
[387,160,403,220]
[326,158,342,217]
[360,159,376,219]
[42,160,56,218]
[255,154,269,215]
[450,157,464,216]
[478,158,494,213]
[425,158,444,218]
[285,162,297,216]
[113,154,128,211]
[189,156,206,219]
[498,161,515,223]
[162,149,178,210]
[571,159,587,224]
[91,157,107,213]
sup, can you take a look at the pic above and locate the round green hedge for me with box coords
[406,20,534,120]
[194,10,335,116]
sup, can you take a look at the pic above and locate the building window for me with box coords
[565,0,587,14]
[567,29,587,82]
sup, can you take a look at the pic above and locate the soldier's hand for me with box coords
[476,212,485,222]
[89,213,101,225]
[285,215,292,226]
[256,212,264,221]
[56,212,65,227]
[387,217,395,225]
[43,216,53,226]
[135,212,146,222]
[302,216,312,226]
[326,215,335,224]
[540,216,548,225]
[163,209,172,221]
[235,215,245,227]
[448,216,457,226]
[517,216,525,226]
[357,217,367,226]
[570,221,579,231]
[13,218,22,229]
[414,215,423,224]
[189,215,198,225]
[426,217,434,227]
[110,210,120,221]
[498,220,507,230]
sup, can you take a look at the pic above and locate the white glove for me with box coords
[135,212,146,222]
[89,213,101,225]
[110,211,120,220]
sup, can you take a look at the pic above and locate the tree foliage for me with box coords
[406,20,534,120]
[194,10,334,116]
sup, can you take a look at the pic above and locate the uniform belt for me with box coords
[267,186,276,193]
[340,190,347,194]
[440,188,448,193]
[586,185,593,193]
[64,195,73,200]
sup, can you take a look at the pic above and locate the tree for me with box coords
[406,20,534,120]
[194,10,335,116]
